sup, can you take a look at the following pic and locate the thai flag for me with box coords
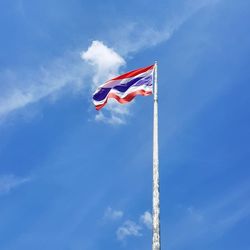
[93,64,155,110]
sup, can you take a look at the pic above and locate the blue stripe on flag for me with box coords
[93,75,153,102]
[93,88,111,101]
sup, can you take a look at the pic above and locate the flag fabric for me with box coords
[93,64,155,110]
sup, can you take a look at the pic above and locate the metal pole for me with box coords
[152,61,160,250]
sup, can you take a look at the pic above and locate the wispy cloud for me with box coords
[140,211,152,229]
[109,0,220,56]
[94,99,132,125]
[116,220,142,241]
[116,210,152,241]
[0,174,31,195]
[166,182,250,249]
[0,52,87,121]
[104,207,124,221]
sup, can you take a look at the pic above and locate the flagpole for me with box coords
[152,61,160,250]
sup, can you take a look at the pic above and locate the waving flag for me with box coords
[93,64,155,110]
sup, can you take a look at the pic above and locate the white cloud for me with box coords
[0,174,31,194]
[94,99,132,125]
[115,210,152,242]
[81,40,125,88]
[116,220,142,241]
[140,211,152,229]
[104,207,123,220]
[82,41,132,125]
[95,111,125,125]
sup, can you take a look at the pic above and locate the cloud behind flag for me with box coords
[93,64,155,110]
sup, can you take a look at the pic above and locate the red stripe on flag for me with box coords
[95,89,153,110]
[111,65,154,81]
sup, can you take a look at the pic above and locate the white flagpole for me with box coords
[152,61,160,250]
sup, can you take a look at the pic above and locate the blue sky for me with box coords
[0,0,250,249]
